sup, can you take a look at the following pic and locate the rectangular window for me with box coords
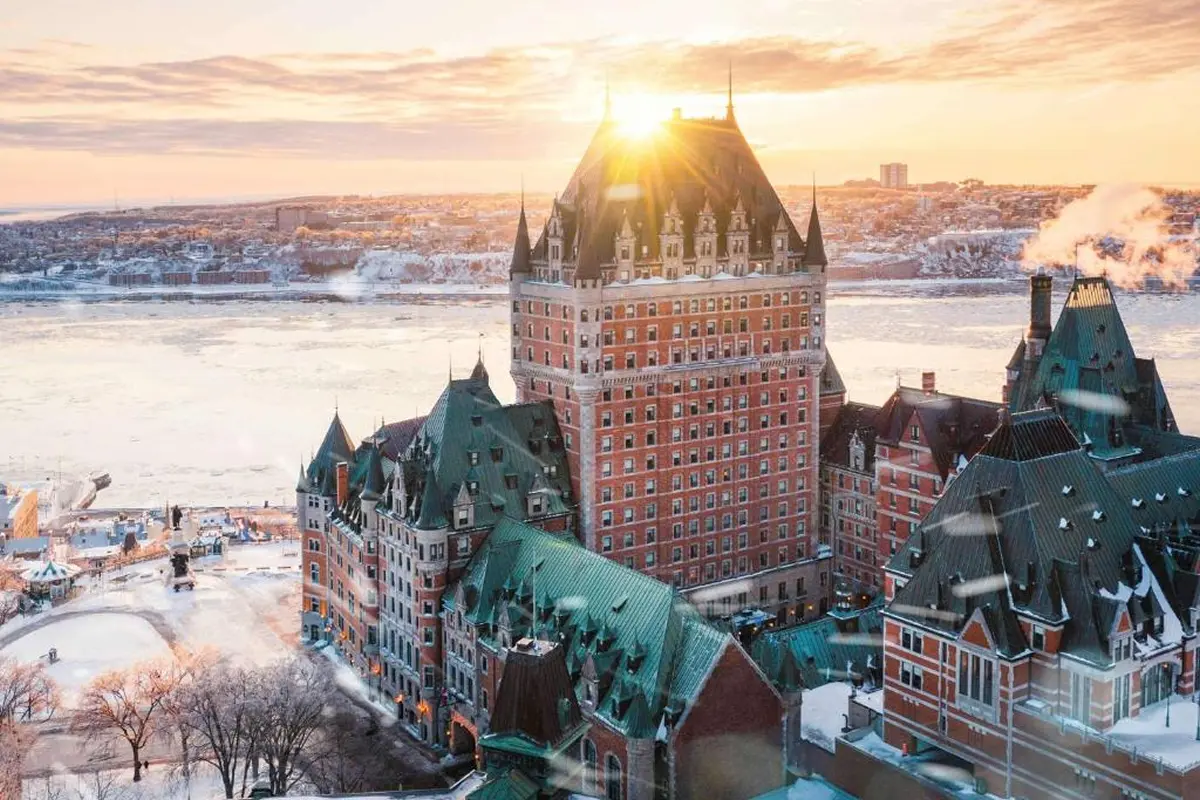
[958,651,996,710]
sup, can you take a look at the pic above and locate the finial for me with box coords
[812,172,817,206]
[477,331,484,361]
[448,354,453,381]
[726,60,734,120]
[334,395,338,415]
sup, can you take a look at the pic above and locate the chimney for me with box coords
[1027,269,1053,358]
[922,371,936,396]
[335,461,349,507]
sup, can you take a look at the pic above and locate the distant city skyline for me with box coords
[2,0,1199,205]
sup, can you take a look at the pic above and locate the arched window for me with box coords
[582,739,597,789]
[605,754,623,800]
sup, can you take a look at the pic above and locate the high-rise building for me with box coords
[509,98,834,623]
[879,163,908,189]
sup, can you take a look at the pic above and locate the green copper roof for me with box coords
[303,411,357,497]
[398,379,572,531]
[466,768,539,800]
[446,517,730,738]
[752,598,883,691]
[1009,276,1181,459]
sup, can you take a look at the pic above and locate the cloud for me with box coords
[0,117,594,160]
[2,0,1198,158]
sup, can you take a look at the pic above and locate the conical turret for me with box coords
[803,192,827,269]
[510,194,532,276]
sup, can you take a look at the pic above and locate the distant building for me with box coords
[0,484,38,540]
[276,206,330,234]
[879,163,909,190]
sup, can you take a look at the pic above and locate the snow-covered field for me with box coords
[5,614,173,706]
[0,541,301,710]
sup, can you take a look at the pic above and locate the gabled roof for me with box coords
[397,379,572,530]
[874,386,1002,479]
[446,518,731,738]
[888,410,1196,666]
[819,402,881,473]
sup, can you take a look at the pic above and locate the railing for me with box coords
[1017,699,1200,775]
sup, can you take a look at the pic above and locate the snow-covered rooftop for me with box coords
[801,682,854,752]
[1108,695,1200,772]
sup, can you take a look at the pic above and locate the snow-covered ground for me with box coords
[0,541,301,709]
[4,614,172,706]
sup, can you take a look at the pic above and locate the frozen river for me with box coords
[2,281,1199,508]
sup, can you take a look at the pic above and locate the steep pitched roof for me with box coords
[488,640,583,748]
[887,410,1195,666]
[509,201,531,276]
[303,411,357,496]
[803,200,828,268]
[397,379,572,530]
[531,116,806,280]
[874,386,1002,479]
[819,352,847,397]
[1009,275,1184,460]
[446,518,731,738]
[820,402,881,472]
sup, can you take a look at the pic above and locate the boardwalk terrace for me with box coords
[510,101,833,625]
[882,409,1200,800]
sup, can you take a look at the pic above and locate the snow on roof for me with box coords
[801,682,854,753]
[1134,543,1183,646]
[21,560,81,583]
[855,687,885,714]
[1108,695,1200,772]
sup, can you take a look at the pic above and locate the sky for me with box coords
[1,0,1197,205]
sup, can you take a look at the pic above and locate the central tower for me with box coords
[510,104,831,618]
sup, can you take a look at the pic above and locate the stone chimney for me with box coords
[1027,269,1053,360]
[922,371,936,396]
[335,461,349,507]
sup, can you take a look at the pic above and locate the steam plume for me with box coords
[1022,184,1197,289]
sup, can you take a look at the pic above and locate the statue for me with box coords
[171,505,183,530]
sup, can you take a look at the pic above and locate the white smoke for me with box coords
[1022,184,1197,289]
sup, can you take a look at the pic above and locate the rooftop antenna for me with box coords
[726,60,734,121]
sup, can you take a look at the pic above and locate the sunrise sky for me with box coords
[2,0,1197,206]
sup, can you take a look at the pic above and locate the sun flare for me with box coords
[613,93,664,140]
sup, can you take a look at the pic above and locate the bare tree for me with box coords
[245,657,332,795]
[0,723,34,800]
[305,701,410,794]
[0,655,59,723]
[0,570,21,627]
[171,659,257,799]
[71,656,189,783]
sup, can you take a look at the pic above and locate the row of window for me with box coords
[514,291,824,322]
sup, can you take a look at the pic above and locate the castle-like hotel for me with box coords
[299,97,1200,800]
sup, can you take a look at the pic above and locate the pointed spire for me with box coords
[510,182,532,275]
[471,333,489,383]
[726,60,735,122]
[803,184,828,269]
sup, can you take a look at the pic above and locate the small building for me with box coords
[21,560,81,600]
[0,483,39,540]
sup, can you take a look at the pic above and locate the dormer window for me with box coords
[490,447,503,463]
[469,451,479,466]
[468,481,478,496]
[470,415,483,427]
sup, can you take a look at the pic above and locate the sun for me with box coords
[613,93,664,140]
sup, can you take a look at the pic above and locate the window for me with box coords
[1114,673,1131,722]
[1031,625,1045,651]
[958,651,996,710]
[605,754,623,800]
[900,663,923,691]
[1069,672,1091,724]
[901,627,923,655]
[583,739,597,784]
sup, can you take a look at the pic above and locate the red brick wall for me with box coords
[673,642,784,799]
